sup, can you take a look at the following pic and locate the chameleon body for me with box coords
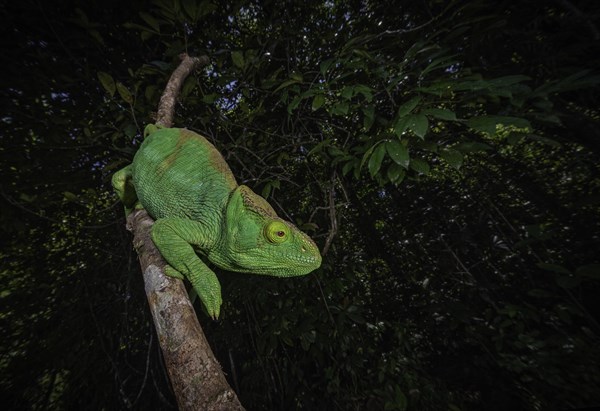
[112,126,321,318]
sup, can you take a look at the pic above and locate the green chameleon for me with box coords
[112,125,322,319]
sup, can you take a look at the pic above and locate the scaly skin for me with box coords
[112,126,322,318]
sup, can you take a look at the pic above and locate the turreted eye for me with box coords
[265,221,289,244]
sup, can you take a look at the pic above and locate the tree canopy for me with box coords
[1,0,599,410]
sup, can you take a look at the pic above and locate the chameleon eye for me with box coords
[265,221,289,244]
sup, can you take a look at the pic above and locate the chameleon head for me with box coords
[209,185,322,276]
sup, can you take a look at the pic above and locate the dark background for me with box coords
[1,0,599,410]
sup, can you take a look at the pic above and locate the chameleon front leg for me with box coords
[151,218,222,319]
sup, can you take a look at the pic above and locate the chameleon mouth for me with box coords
[284,251,322,272]
[260,249,321,276]
[289,254,321,267]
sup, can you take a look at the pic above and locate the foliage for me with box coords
[1,0,599,410]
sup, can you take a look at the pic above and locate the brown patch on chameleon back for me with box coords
[179,128,204,143]
[156,151,176,177]
[204,135,238,188]
[207,145,233,175]
[155,129,198,175]
[156,129,211,174]
[155,128,237,190]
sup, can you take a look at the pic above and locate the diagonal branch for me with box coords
[125,53,245,411]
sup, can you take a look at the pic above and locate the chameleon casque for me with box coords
[112,125,322,319]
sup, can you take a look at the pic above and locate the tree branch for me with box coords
[125,53,244,410]
[156,54,210,127]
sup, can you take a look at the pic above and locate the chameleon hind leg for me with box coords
[151,217,222,319]
[112,165,140,215]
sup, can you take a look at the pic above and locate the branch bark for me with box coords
[156,54,210,127]
[126,53,244,410]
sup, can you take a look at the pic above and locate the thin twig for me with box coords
[322,171,338,256]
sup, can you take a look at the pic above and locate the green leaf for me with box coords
[19,193,37,203]
[97,72,116,97]
[352,48,373,60]
[300,89,317,99]
[386,163,406,184]
[312,94,325,111]
[140,30,153,41]
[414,140,438,153]
[201,93,217,104]
[287,96,301,113]
[397,96,421,117]
[181,0,199,20]
[123,123,137,138]
[403,40,433,60]
[261,182,272,199]
[116,82,133,104]
[439,149,463,169]
[421,54,459,77]
[197,1,218,17]
[535,114,562,125]
[394,116,411,137]
[454,141,493,153]
[386,141,409,169]
[527,134,561,147]
[386,386,408,411]
[63,191,78,202]
[261,180,280,199]
[149,60,170,71]
[320,58,334,76]
[410,158,430,175]
[537,263,571,275]
[307,139,330,157]
[354,84,373,101]
[467,115,532,135]
[507,132,526,145]
[421,108,456,121]
[139,12,160,32]
[331,102,349,116]
[409,113,429,139]
[487,75,531,87]
[123,21,155,33]
[144,85,158,102]
[527,289,552,298]
[231,51,245,69]
[342,159,356,176]
[359,143,376,173]
[273,78,301,93]
[327,146,346,158]
[341,86,354,100]
[290,72,303,82]
[363,106,375,130]
[556,276,581,289]
[576,264,600,279]
[368,143,387,177]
